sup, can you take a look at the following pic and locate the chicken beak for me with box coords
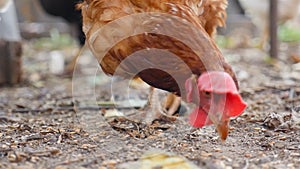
[206,95,230,141]
[207,112,229,141]
[209,93,247,141]
[189,104,233,141]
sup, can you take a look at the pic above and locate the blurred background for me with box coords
[1,1,300,168]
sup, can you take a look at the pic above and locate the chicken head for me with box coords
[185,71,247,141]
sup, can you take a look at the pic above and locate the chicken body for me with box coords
[79,0,246,140]
[80,0,234,92]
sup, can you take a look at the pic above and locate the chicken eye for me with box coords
[203,91,211,97]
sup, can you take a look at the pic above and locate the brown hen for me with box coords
[78,0,246,140]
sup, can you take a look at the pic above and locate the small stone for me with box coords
[55,166,68,169]
[81,144,97,150]
[74,128,81,133]
[232,163,240,168]
[254,127,261,131]
[238,70,250,80]
[244,153,251,158]
[221,156,232,162]
[104,109,124,118]
[201,139,209,143]
[275,142,285,149]
[30,156,40,163]
[102,160,117,167]
[214,148,222,152]
[1,144,9,149]
[200,151,212,157]
[268,141,275,147]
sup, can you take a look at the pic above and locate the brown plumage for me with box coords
[79,0,236,96]
[80,0,227,37]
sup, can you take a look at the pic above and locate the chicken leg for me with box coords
[128,77,181,124]
[164,93,182,116]
[143,87,178,125]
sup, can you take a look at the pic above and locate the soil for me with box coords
[0,39,300,169]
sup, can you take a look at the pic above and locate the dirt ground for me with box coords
[0,36,300,169]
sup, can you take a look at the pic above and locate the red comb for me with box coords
[198,71,238,94]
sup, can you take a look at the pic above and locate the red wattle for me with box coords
[189,107,213,127]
